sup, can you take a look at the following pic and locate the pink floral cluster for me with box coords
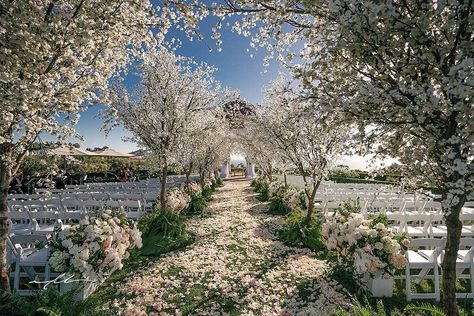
[49,209,142,284]
[322,212,409,277]
[165,187,191,212]
[181,181,202,196]
[202,179,213,190]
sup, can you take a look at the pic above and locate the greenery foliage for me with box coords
[138,208,187,239]
[332,300,448,316]
[0,286,96,316]
[267,196,292,215]
[279,212,325,252]
[184,193,207,216]
[202,187,214,201]
[254,181,269,201]
[213,177,224,187]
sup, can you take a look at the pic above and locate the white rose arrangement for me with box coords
[283,187,308,213]
[268,181,286,198]
[49,209,142,284]
[165,188,191,213]
[202,179,213,190]
[181,181,202,196]
[322,211,409,278]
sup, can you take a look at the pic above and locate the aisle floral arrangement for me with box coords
[268,181,286,198]
[165,187,191,213]
[49,209,142,285]
[181,181,202,196]
[202,179,213,190]
[322,211,409,278]
[283,187,308,213]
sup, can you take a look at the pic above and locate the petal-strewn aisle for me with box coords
[111,179,352,315]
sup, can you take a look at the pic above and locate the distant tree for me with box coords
[110,47,219,210]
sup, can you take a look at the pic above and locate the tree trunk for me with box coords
[306,195,314,221]
[0,163,11,292]
[185,162,193,183]
[199,171,205,187]
[441,194,466,316]
[284,173,287,188]
[305,181,320,222]
[159,166,167,211]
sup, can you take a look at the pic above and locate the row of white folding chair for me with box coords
[80,199,144,219]
[8,193,49,201]
[10,191,157,206]
[388,213,474,238]
[8,210,84,235]
[9,200,143,230]
[405,238,474,301]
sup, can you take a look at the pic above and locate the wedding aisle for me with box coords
[110,179,352,315]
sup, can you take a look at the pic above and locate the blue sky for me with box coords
[66,14,281,154]
[43,9,379,170]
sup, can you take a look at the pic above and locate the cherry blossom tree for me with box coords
[239,124,280,183]
[0,0,166,292]
[174,90,236,183]
[178,1,473,312]
[255,78,351,221]
[192,110,234,184]
[109,47,219,211]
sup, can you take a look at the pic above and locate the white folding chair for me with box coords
[43,200,63,212]
[387,213,406,234]
[55,211,84,230]
[23,201,45,212]
[405,238,445,301]
[429,214,447,238]
[8,234,50,295]
[61,199,84,212]
[29,211,58,235]
[120,200,142,220]
[75,193,93,201]
[366,201,387,214]
[7,211,33,235]
[91,192,110,201]
[323,201,342,217]
[456,238,474,299]
[142,192,157,212]
[82,200,105,213]
[404,201,427,215]
[423,201,442,214]
[104,200,122,212]
[7,200,25,212]
[435,213,474,237]
[404,214,432,238]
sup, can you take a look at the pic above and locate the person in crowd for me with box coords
[9,172,23,194]
[64,168,75,185]
[119,166,131,182]
[55,170,67,189]
[21,174,35,194]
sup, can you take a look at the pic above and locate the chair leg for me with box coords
[434,264,440,301]
[470,264,474,299]
[45,263,50,283]
[13,261,20,293]
[406,264,412,301]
